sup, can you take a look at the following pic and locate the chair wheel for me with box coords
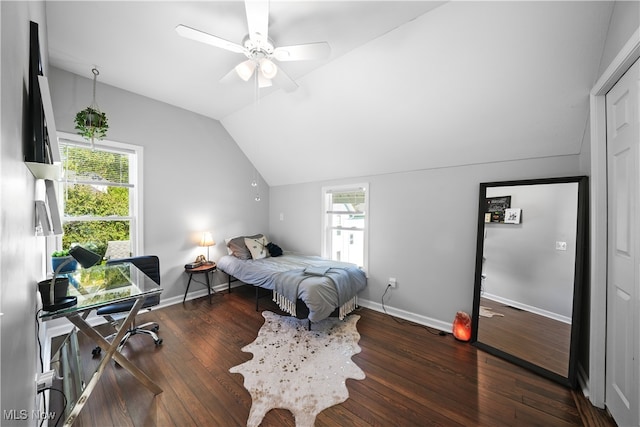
[152,325,160,332]
[155,338,163,346]
[92,346,102,356]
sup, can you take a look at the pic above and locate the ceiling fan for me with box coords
[175,0,331,92]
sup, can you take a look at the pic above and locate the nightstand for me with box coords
[183,263,216,304]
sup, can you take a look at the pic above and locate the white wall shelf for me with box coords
[26,161,60,181]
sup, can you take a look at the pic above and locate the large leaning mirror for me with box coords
[471,176,588,388]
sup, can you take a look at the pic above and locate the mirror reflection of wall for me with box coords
[472,176,587,388]
[482,183,578,320]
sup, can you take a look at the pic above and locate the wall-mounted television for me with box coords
[25,21,56,164]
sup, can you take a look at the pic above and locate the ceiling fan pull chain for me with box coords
[254,64,260,106]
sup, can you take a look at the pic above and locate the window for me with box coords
[57,133,142,259]
[321,184,368,272]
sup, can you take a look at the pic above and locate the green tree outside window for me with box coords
[61,143,133,258]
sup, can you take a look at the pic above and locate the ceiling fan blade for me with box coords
[220,67,241,84]
[245,0,269,43]
[175,24,247,54]
[273,42,331,62]
[271,66,298,93]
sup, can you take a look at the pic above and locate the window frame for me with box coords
[52,132,144,259]
[321,183,369,274]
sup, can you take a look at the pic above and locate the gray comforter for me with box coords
[217,253,367,322]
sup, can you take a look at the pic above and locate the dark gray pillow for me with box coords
[227,234,263,260]
[266,242,283,257]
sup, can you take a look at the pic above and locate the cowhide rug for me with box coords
[480,306,505,318]
[230,311,365,427]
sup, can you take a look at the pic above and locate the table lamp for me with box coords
[42,245,102,312]
[200,231,215,265]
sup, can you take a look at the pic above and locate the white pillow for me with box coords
[245,235,268,260]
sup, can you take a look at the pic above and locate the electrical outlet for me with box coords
[555,241,567,251]
[388,277,397,288]
[36,370,55,392]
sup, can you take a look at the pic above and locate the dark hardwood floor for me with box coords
[478,297,572,377]
[53,285,616,426]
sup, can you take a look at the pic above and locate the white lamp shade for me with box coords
[235,60,256,81]
[259,58,278,79]
[200,232,215,247]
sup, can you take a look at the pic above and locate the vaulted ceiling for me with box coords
[45,1,614,186]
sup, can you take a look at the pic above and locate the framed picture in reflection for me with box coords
[485,196,511,223]
[504,208,521,224]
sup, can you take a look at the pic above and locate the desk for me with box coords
[183,262,216,304]
[40,262,163,427]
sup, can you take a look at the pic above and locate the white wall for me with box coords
[598,1,640,77]
[48,67,269,301]
[1,1,49,423]
[269,155,582,328]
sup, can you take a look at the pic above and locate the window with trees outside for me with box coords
[57,133,142,261]
[321,184,369,273]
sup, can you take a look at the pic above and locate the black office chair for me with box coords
[92,255,163,356]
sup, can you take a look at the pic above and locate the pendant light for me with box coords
[251,169,260,202]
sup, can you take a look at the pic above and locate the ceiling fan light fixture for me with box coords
[235,60,256,81]
[257,71,273,88]
[176,0,330,92]
[259,58,278,79]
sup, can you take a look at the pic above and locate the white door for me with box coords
[606,57,640,427]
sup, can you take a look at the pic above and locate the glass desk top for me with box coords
[40,262,162,321]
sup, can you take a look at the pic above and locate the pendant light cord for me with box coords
[89,68,100,149]
[91,68,99,109]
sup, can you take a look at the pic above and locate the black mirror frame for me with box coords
[470,175,588,388]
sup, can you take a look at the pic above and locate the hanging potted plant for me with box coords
[74,68,108,148]
[74,106,108,141]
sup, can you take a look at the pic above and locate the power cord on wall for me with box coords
[35,308,50,424]
[381,284,447,336]
[38,387,66,427]
[35,308,66,427]
[36,308,44,372]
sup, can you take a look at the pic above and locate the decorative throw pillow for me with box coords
[245,235,268,260]
[227,236,253,260]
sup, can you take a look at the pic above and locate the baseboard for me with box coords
[482,292,571,324]
[357,298,452,333]
[577,362,589,397]
[576,361,606,411]
[45,312,108,340]
[177,282,237,304]
[179,285,456,334]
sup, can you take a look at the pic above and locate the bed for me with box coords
[217,240,367,324]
